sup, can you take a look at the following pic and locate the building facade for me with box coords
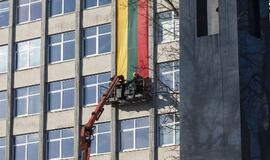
[0,0,180,160]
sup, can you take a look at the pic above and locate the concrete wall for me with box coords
[180,0,241,159]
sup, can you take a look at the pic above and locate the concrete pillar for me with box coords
[180,0,242,159]
[111,0,119,159]
[74,0,83,159]
[149,0,158,159]
[6,0,15,159]
[39,0,48,159]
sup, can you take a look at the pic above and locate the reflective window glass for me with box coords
[49,31,75,63]
[120,117,149,151]
[83,72,110,106]
[48,79,74,111]
[83,24,111,57]
[17,0,41,23]
[47,128,74,159]
[0,1,9,27]
[15,85,40,116]
[14,133,39,160]
[16,39,41,70]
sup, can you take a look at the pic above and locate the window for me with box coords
[17,0,41,24]
[15,85,40,117]
[48,79,74,111]
[16,39,41,70]
[0,91,7,119]
[197,0,219,36]
[120,117,149,151]
[248,0,261,37]
[47,128,74,159]
[0,45,8,73]
[14,133,39,160]
[91,122,111,154]
[157,11,179,43]
[83,24,111,56]
[85,0,111,9]
[83,72,111,106]
[0,1,9,28]
[0,138,5,160]
[158,61,180,91]
[49,0,75,17]
[49,31,75,63]
[158,113,180,146]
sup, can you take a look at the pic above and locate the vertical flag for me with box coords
[117,0,149,80]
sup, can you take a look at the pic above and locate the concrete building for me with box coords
[180,0,270,160]
[0,0,180,160]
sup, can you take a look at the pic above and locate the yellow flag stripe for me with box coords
[117,0,128,79]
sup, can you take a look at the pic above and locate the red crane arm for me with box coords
[80,75,123,160]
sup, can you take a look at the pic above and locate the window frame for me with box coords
[91,122,111,155]
[158,113,180,147]
[158,60,180,91]
[49,0,75,17]
[83,72,111,106]
[83,24,111,57]
[48,31,75,64]
[84,0,111,10]
[0,0,9,28]
[0,137,5,160]
[17,0,41,24]
[13,133,39,160]
[0,45,8,74]
[119,117,150,152]
[157,10,179,44]
[47,128,74,160]
[15,38,41,71]
[47,79,75,112]
[0,91,7,119]
[14,85,40,117]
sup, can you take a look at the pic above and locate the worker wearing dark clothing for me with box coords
[131,72,143,98]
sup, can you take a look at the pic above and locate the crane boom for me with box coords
[80,75,123,160]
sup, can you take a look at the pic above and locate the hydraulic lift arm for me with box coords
[80,75,123,160]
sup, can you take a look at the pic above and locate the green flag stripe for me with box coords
[127,0,138,80]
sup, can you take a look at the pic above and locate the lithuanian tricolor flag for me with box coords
[117,0,149,80]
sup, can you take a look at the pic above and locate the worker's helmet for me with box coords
[133,72,138,77]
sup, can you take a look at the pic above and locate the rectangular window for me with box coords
[14,133,39,160]
[158,61,180,91]
[49,31,75,63]
[119,117,149,151]
[16,39,41,70]
[0,45,8,73]
[17,0,41,24]
[47,128,74,159]
[197,0,219,37]
[91,122,111,154]
[15,85,40,117]
[83,72,111,106]
[49,0,75,17]
[48,79,74,111]
[0,91,7,119]
[85,0,111,9]
[248,0,261,38]
[0,1,9,28]
[83,24,111,57]
[158,113,180,146]
[157,11,179,44]
[0,137,5,160]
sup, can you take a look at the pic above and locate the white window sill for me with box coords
[120,147,149,153]
[83,52,111,59]
[48,107,74,113]
[85,3,111,10]
[49,59,75,65]
[17,19,41,26]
